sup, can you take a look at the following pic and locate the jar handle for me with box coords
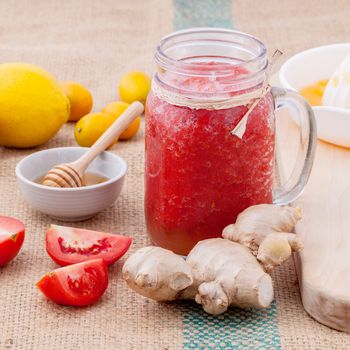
[272,87,317,205]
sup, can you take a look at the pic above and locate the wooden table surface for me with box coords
[274,76,350,332]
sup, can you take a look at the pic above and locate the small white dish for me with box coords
[279,43,350,148]
[16,147,127,221]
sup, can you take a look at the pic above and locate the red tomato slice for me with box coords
[36,258,108,306]
[0,216,25,266]
[46,224,132,266]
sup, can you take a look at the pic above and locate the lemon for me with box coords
[119,71,151,104]
[0,63,70,148]
[61,81,93,121]
[102,101,141,140]
[74,113,115,147]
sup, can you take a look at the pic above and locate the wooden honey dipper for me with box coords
[43,101,144,188]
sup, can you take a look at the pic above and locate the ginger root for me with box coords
[123,204,302,315]
[122,246,193,301]
[222,204,303,271]
[186,239,273,315]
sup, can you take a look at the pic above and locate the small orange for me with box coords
[102,101,141,140]
[74,113,115,147]
[119,71,151,104]
[61,81,93,121]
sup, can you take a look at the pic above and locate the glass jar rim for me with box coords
[155,27,267,76]
[152,27,269,108]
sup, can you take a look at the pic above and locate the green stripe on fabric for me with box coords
[183,301,281,350]
[173,0,234,30]
[173,1,281,349]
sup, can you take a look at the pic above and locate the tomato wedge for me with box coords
[0,216,25,266]
[46,224,132,266]
[36,258,108,306]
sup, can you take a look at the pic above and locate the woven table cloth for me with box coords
[1,1,350,349]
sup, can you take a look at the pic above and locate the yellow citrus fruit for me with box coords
[74,113,116,147]
[102,101,141,140]
[119,71,151,104]
[0,63,70,148]
[61,81,93,121]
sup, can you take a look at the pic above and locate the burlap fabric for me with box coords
[0,1,350,349]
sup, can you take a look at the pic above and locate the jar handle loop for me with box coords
[272,87,317,204]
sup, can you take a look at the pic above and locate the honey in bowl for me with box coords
[299,79,328,106]
[36,172,109,187]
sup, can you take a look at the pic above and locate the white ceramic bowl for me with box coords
[279,43,350,148]
[16,147,127,221]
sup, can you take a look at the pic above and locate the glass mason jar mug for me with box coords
[145,28,316,255]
